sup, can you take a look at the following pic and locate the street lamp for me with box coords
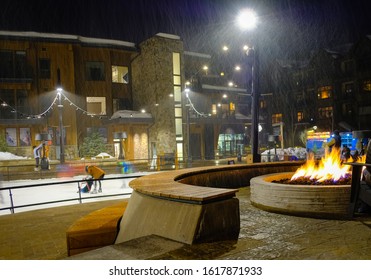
[185,87,191,167]
[57,87,65,164]
[237,8,260,163]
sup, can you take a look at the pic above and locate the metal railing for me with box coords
[0,175,142,214]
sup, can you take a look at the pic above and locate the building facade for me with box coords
[3,30,371,163]
[264,36,371,148]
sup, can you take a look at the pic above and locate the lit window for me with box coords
[212,104,217,115]
[297,111,303,122]
[86,97,106,115]
[272,113,282,124]
[363,80,371,92]
[260,100,266,109]
[317,86,332,99]
[318,106,333,119]
[112,66,129,84]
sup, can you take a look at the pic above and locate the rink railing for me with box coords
[0,175,142,215]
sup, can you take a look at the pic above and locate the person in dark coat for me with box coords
[326,130,341,152]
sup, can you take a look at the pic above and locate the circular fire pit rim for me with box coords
[255,172,351,189]
[250,172,351,219]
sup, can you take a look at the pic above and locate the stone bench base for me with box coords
[66,201,127,256]
[115,190,240,245]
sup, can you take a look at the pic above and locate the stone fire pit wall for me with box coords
[115,161,303,245]
[250,172,351,219]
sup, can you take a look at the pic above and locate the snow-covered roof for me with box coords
[184,51,212,59]
[0,30,136,49]
[155,33,181,40]
[202,84,247,94]
[110,110,153,120]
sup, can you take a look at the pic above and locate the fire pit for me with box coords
[250,149,357,219]
[250,172,350,219]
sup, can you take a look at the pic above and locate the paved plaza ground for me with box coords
[1,186,371,260]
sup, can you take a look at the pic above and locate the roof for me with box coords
[0,30,137,50]
[108,110,153,124]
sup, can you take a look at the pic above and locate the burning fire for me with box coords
[291,148,364,183]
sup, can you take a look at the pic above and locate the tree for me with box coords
[79,130,106,157]
[0,132,9,152]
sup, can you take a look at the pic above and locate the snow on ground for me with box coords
[0,172,150,216]
[0,152,29,160]
[261,147,307,162]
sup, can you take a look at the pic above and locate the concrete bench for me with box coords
[66,201,127,256]
[115,162,302,245]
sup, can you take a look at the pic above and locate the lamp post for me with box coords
[237,8,260,162]
[57,87,65,164]
[185,88,192,168]
[113,132,128,159]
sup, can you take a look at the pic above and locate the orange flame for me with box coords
[291,148,364,183]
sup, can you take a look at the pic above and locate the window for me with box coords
[318,106,333,119]
[272,113,282,124]
[86,62,105,81]
[259,100,266,109]
[173,53,181,75]
[342,103,353,116]
[112,65,129,84]
[359,106,371,115]
[0,89,29,119]
[317,86,332,99]
[86,97,106,115]
[113,98,131,112]
[343,82,354,97]
[305,70,315,86]
[292,73,302,89]
[362,80,371,92]
[39,59,51,79]
[0,50,12,78]
[212,104,217,115]
[0,50,27,79]
[173,52,183,160]
[296,92,304,103]
[297,111,303,122]
[341,60,355,74]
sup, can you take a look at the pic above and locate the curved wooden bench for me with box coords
[66,201,127,256]
[115,162,302,245]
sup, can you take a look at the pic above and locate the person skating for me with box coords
[85,165,105,194]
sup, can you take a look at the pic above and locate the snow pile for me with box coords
[80,152,115,160]
[0,152,29,161]
[95,152,114,158]
[261,147,307,162]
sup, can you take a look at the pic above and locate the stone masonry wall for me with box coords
[131,34,184,156]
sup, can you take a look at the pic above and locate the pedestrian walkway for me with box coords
[1,187,371,260]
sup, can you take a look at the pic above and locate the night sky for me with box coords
[1,0,371,59]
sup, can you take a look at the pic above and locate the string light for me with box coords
[0,91,107,120]
[185,90,209,118]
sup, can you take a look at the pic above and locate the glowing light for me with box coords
[222,45,229,51]
[236,9,258,30]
